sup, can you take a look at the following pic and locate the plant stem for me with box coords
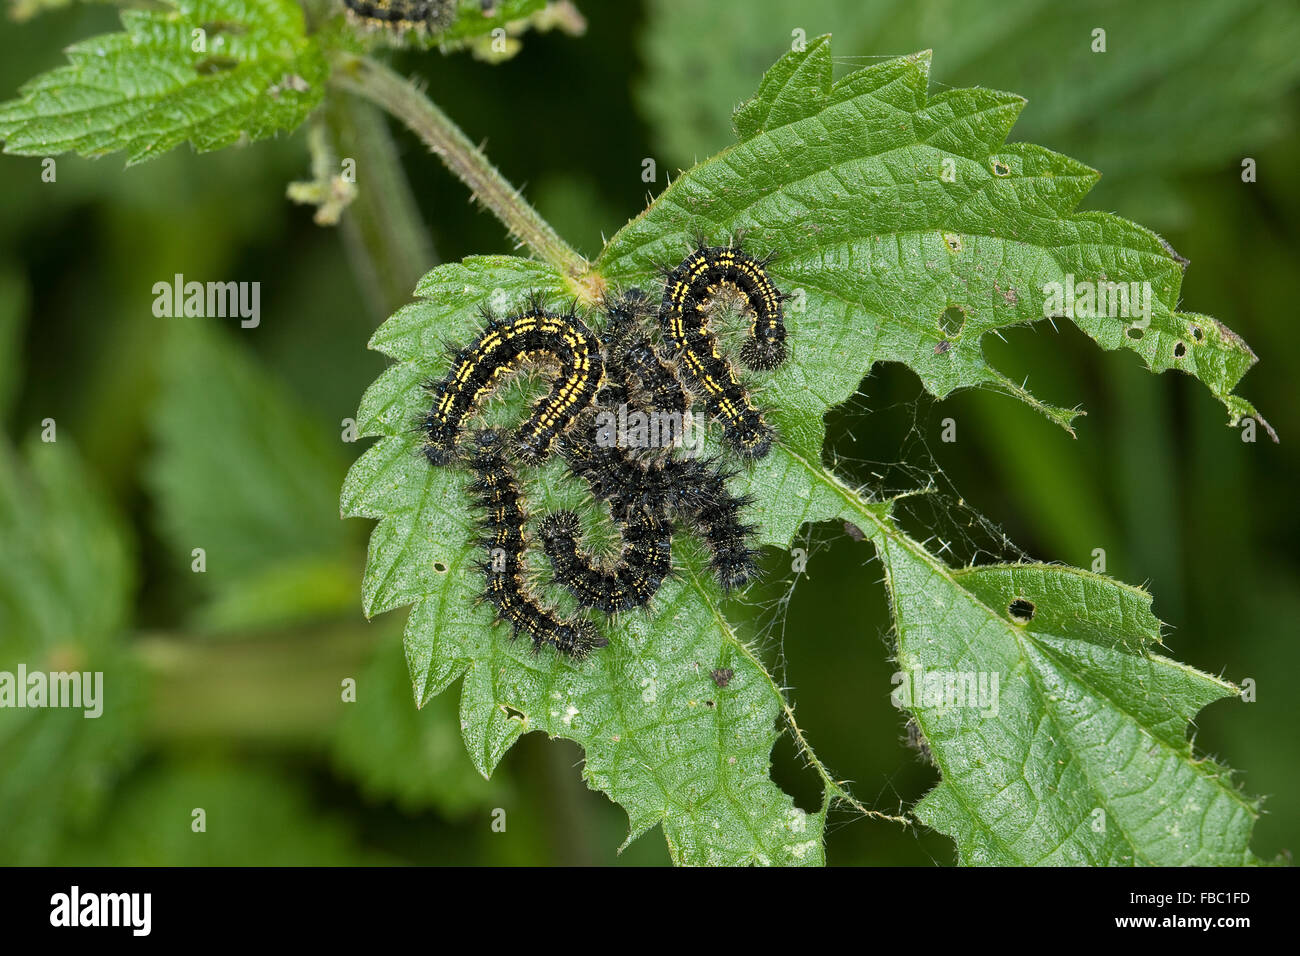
[134,622,384,744]
[328,51,588,281]
[323,89,439,319]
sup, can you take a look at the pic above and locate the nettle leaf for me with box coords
[604,38,1266,439]
[640,0,1300,222]
[0,438,141,865]
[0,0,327,164]
[876,547,1258,865]
[598,39,1263,863]
[346,42,1263,864]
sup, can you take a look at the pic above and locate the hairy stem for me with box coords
[328,52,588,281]
[323,89,439,319]
[687,561,910,828]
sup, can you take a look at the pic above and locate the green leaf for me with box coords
[0,0,327,164]
[602,41,1265,862]
[347,42,1264,865]
[604,38,1266,439]
[638,0,1300,222]
[146,322,355,631]
[877,546,1257,864]
[0,437,141,865]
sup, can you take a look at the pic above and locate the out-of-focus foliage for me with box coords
[332,636,498,815]
[638,0,1300,226]
[0,438,141,864]
[58,761,376,865]
[147,321,356,631]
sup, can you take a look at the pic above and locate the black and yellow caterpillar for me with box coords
[658,243,788,459]
[465,430,607,658]
[422,300,604,466]
[340,0,457,32]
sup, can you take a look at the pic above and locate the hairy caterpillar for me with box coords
[538,508,673,615]
[681,462,760,591]
[422,298,604,466]
[557,428,759,591]
[465,430,606,658]
[340,0,457,33]
[658,243,786,458]
[600,289,687,419]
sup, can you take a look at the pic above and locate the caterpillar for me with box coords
[621,339,688,420]
[340,0,457,33]
[683,462,760,591]
[695,244,788,371]
[422,298,604,466]
[601,290,687,419]
[538,508,673,615]
[556,427,759,591]
[465,430,607,658]
[658,243,786,458]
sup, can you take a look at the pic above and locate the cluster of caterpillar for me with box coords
[537,509,672,615]
[339,0,506,35]
[419,240,787,657]
[466,430,607,657]
[340,0,459,34]
[555,432,760,593]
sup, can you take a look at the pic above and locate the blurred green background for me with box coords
[1,0,1297,866]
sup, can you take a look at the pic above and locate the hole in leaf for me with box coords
[1008,598,1036,624]
[503,704,525,721]
[939,305,966,338]
[433,560,448,573]
[1191,325,1204,341]
[991,159,1011,177]
[1174,341,1186,358]
[943,232,963,253]
[194,56,239,75]
[1126,327,1144,340]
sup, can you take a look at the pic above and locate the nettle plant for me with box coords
[2,0,1274,865]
